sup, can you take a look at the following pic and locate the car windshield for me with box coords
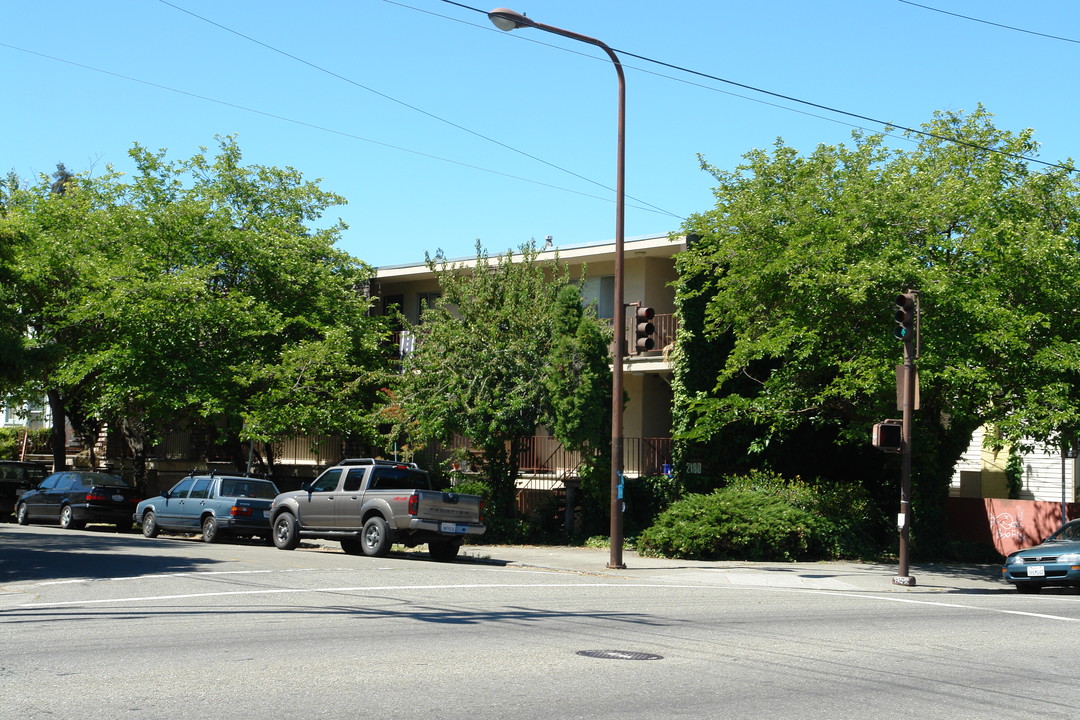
[83,473,130,488]
[1050,522,1080,542]
[219,479,278,499]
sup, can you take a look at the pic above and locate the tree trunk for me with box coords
[120,414,149,494]
[46,388,67,472]
[483,438,518,521]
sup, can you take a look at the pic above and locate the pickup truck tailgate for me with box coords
[415,490,482,524]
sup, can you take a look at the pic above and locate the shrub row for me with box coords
[636,470,888,561]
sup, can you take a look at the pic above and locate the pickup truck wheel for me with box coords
[340,538,364,555]
[273,512,300,550]
[428,541,460,562]
[361,516,393,557]
[141,510,160,538]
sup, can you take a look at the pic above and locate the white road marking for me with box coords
[9,577,1080,622]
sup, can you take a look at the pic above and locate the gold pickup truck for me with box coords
[268,458,485,561]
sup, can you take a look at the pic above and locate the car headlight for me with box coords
[1057,553,1080,565]
[1006,554,1026,565]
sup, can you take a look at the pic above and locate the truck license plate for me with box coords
[441,522,463,534]
[1027,565,1045,577]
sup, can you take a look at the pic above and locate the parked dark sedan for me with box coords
[15,470,140,531]
[0,460,48,520]
[1002,518,1080,593]
[135,474,279,543]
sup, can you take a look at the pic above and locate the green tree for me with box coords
[0,171,29,387]
[393,241,572,520]
[2,138,390,481]
[543,283,613,531]
[675,107,1080,555]
[1,163,126,471]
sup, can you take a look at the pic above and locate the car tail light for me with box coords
[230,505,253,517]
[408,493,419,516]
[85,491,107,502]
[479,500,485,525]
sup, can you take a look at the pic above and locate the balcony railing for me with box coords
[149,432,342,466]
[394,314,679,360]
[605,312,678,357]
[648,312,678,352]
[516,435,671,479]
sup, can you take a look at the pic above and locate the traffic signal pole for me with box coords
[895,336,916,586]
[893,291,918,587]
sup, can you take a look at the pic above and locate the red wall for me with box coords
[947,497,1080,557]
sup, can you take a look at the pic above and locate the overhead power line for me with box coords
[0,42,672,216]
[155,0,681,219]
[435,0,1077,174]
[898,0,1080,45]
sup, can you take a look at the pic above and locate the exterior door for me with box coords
[25,473,63,520]
[157,477,195,528]
[299,468,343,529]
[335,468,368,530]
[43,473,77,520]
[177,476,213,529]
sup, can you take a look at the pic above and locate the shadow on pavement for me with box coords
[0,525,226,584]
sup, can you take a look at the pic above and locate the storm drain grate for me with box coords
[576,650,664,661]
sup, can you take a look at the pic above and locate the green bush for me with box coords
[724,469,889,559]
[0,427,49,459]
[635,470,890,561]
[636,487,829,561]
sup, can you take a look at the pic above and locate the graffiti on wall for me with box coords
[988,508,1026,545]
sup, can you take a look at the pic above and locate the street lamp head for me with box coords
[488,7,529,32]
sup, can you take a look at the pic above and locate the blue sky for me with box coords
[4,1,1077,267]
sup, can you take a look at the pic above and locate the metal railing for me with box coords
[517,435,671,479]
[149,432,342,466]
[606,312,678,356]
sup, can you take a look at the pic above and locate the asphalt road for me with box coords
[3,524,1079,720]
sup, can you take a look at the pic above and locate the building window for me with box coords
[417,292,441,322]
[580,276,614,319]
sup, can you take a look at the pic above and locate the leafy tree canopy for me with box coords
[676,107,1080,551]
[1,137,389,473]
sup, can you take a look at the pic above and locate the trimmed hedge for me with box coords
[636,487,829,561]
[635,470,888,561]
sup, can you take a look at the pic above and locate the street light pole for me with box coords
[488,8,628,568]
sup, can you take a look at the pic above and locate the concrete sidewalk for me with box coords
[457,544,1008,593]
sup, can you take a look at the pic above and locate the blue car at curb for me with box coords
[135,473,279,543]
[1002,518,1080,593]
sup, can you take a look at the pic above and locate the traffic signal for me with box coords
[634,306,656,352]
[894,292,916,342]
[872,420,903,452]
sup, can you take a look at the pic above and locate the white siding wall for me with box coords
[951,426,1077,502]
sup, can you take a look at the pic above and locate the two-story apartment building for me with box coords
[372,233,685,484]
